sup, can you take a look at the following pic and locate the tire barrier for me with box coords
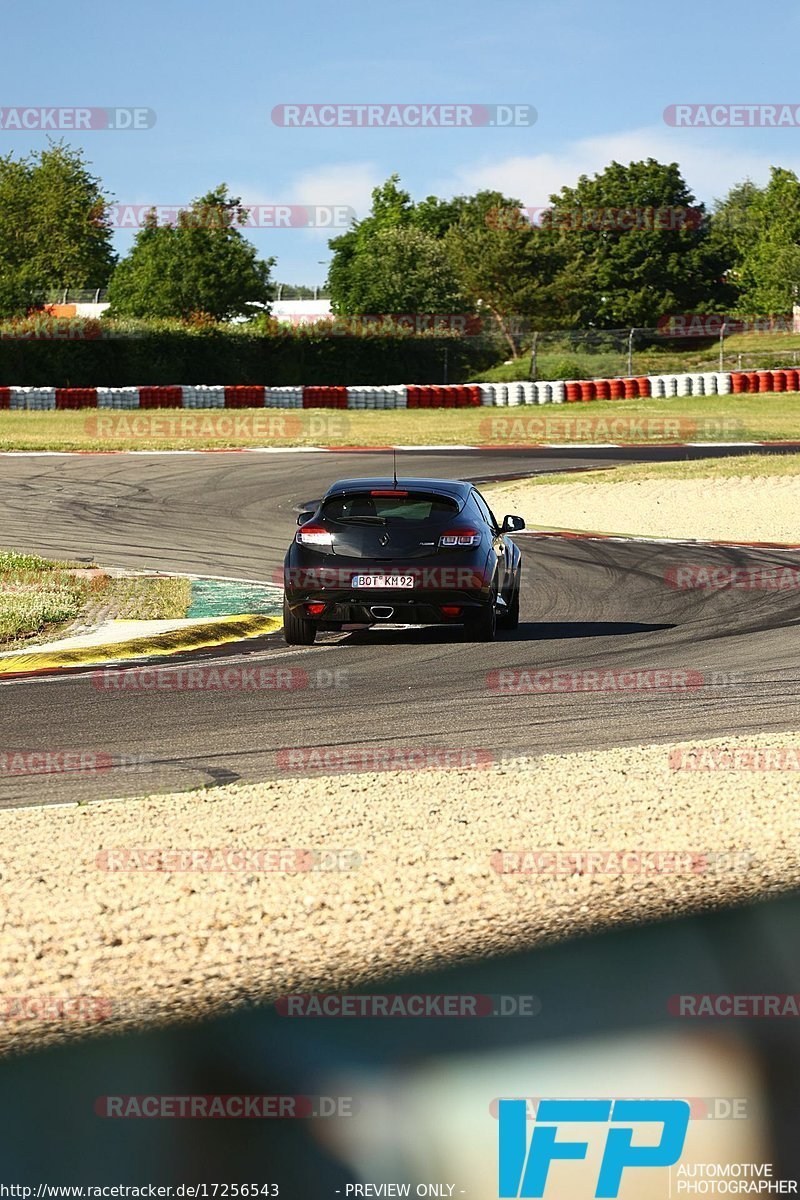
[56,387,97,409]
[265,387,303,407]
[348,386,408,409]
[302,386,348,409]
[139,386,183,409]
[225,385,266,408]
[1,370,798,410]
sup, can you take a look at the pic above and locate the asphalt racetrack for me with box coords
[1,444,799,807]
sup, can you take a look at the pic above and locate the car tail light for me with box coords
[370,489,408,496]
[306,602,326,616]
[441,605,461,617]
[439,528,481,548]
[296,524,333,547]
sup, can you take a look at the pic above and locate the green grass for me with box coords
[486,452,800,487]
[109,575,191,620]
[471,330,800,383]
[0,553,108,647]
[1,393,800,449]
[0,552,192,647]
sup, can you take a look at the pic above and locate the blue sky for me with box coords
[4,0,800,285]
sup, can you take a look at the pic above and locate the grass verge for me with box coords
[0,552,107,647]
[471,330,800,383]
[0,552,192,647]
[495,452,800,487]
[1,393,800,449]
[108,575,192,620]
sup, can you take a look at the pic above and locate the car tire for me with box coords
[498,578,520,630]
[465,597,497,642]
[283,598,317,645]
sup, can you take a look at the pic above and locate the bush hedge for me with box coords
[0,319,499,386]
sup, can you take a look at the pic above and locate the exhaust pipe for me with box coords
[369,605,394,620]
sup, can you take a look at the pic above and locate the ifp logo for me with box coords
[498,1098,690,1197]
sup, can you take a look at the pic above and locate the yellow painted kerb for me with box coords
[0,614,283,676]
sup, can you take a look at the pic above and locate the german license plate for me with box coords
[352,574,414,588]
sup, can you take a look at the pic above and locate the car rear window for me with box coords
[322,491,460,522]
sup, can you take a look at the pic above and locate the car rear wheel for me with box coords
[498,578,520,630]
[283,598,317,645]
[465,598,497,642]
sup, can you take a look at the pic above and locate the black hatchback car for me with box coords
[283,477,525,644]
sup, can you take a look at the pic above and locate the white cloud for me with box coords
[228,162,380,237]
[438,126,800,208]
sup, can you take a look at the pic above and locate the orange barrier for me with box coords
[565,382,582,402]
[0,388,10,409]
[609,379,626,399]
[731,371,748,393]
[757,371,773,393]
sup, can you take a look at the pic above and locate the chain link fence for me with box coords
[525,322,800,381]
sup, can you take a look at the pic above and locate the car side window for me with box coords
[471,490,499,533]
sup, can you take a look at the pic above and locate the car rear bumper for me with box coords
[284,552,494,624]
[284,590,491,625]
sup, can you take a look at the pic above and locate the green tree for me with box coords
[545,158,729,327]
[337,225,465,314]
[328,176,420,312]
[444,213,563,355]
[327,176,535,323]
[734,169,800,313]
[0,142,115,316]
[707,179,762,280]
[107,186,273,321]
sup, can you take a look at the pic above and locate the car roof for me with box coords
[323,477,473,499]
